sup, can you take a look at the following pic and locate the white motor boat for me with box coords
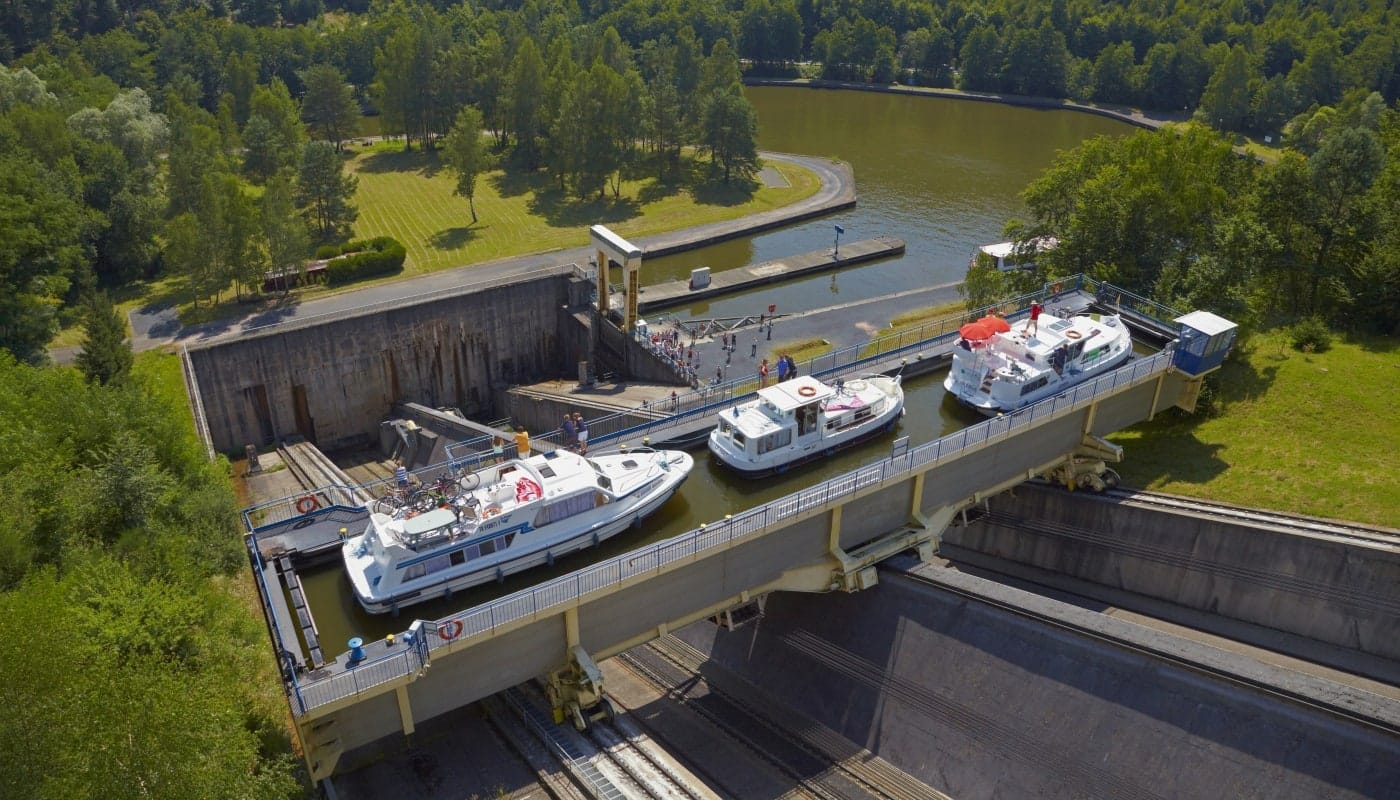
[708,373,904,477]
[343,447,692,614]
[944,310,1133,415]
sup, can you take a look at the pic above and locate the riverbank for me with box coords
[743,77,1191,131]
[125,152,852,352]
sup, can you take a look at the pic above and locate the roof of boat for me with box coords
[758,375,834,412]
[978,236,1058,259]
[1007,313,1125,353]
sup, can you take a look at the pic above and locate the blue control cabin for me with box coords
[1172,311,1237,376]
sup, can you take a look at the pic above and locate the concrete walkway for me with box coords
[127,152,854,352]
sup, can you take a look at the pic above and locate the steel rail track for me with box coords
[1098,487,1400,548]
[586,716,711,800]
[617,637,947,800]
[892,568,1400,740]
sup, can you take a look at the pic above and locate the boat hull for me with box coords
[708,376,905,477]
[347,452,692,614]
[945,346,1134,416]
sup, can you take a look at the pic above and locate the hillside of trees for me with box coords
[3,0,1399,365]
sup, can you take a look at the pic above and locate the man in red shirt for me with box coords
[1029,301,1042,335]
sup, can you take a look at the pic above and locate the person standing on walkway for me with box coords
[574,413,589,455]
[514,426,531,458]
[776,354,789,382]
[766,320,773,340]
[1029,301,1042,335]
[491,436,505,464]
[394,460,410,490]
[759,358,770,388]
[751,338,758,357]
[561,414,577,451]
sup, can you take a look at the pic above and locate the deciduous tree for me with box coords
[300,63,360,150]
[443,105,490,224]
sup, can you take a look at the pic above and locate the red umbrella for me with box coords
[979,315,1011,333]
[959,322,993,340]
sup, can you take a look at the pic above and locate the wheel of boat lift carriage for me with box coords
[1102,467,1121,489]
[598,696,618,723]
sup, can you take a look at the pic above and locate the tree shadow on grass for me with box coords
[353,147,439,175]
[528,185,640,228]
[488,167,551,199]
[689,172,761,206]
[429,225,483,250]
[636,175,685,204]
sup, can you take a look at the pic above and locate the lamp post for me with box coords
[834,224,844,258]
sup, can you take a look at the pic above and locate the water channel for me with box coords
[300,88,1139,649]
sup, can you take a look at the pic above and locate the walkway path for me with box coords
[128,152,854,352]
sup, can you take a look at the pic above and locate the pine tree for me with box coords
[75,293,133,386]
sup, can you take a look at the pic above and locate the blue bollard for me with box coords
[348,637,365,664]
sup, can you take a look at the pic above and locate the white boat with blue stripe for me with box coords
[343,447,693,614]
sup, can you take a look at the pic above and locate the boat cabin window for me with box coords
[1020,376,1050,396]
[757,428,793,454]
[797,404,818,436]
[733,431,747,449]
[535,491,599,526]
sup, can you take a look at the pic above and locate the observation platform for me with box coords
[244,277,1239,780]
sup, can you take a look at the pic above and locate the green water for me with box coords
[300,88,1138,649]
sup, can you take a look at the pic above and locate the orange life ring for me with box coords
[437,619,463,640]
[1065,330,1082,340]
[797,385,817,397]
[296,495,319,514]
[483,506,501,518]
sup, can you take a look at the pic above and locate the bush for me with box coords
[325,236,406,286]
[1289,316,1333,352]
[314,244,340,260]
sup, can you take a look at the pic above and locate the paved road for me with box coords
[128,152,854,352]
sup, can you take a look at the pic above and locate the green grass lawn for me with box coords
[1110,330,1399,527]
[346,143,819,274]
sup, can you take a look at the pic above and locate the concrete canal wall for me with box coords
[189,272,589,453]
[944,482,1400,663]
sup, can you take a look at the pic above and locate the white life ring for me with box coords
[1065,330,1082,340]
[438,619,463,640]
[797,385,817,397]
[846,379,868,392]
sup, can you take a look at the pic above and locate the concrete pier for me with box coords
[637,236,905,312]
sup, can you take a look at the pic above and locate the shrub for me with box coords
[1289,316,1332,352]
[314,244,340,260]
[325,236,406,286]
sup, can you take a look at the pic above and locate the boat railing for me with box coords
[269,350,1176,716]
[242,484,371,533]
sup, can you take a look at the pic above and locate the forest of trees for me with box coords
[4,0,1400,365]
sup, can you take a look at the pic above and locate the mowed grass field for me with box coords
[1109,330,1399,528]
[347,143,820,274]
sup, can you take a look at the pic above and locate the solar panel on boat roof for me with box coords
[1048,319,1072,331]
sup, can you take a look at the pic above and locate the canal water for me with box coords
[300,88,1138,649]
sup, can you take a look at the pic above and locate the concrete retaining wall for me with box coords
[945,483,1400,661]
[190,276,575,453]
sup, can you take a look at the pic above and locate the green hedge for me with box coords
[324,236,407,286]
